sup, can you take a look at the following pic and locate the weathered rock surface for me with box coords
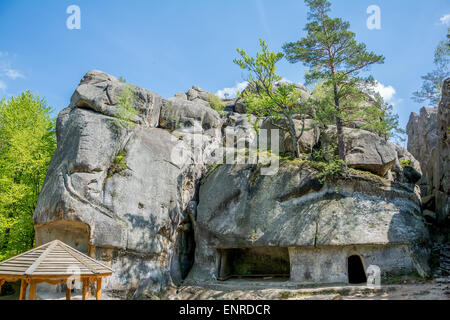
[407,107,439,194]
[187,163,430,284]
[70,70,162,127]
[186,86,211,107]
[436,78,450,223]
[223,113,259,150]
[407,78,450,223]
[321,126,397,176]
[34,71,216,297]
[261,118,320,154]
[33,70,434,298]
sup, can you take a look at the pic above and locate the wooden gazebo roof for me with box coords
[0,240,112,277]
[0,240,113,300]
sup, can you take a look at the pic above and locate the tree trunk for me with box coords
[333,84,346,161]
[287,117,301,158]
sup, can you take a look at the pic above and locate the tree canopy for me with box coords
[282,0,385,160]
[0,91,56,261]
[412,29,450,106]
[234,39,313,157]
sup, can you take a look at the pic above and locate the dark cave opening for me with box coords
[217,247,290,280]
[178,224,196,280]
[348,255,367,284]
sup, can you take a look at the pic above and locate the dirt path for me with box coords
[161,277,450,300]
[1,277,449,300]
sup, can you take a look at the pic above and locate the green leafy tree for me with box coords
[358,92,404,142]
[412,29,450,106]
[0,91,56,261]
[234,39,312,157]
[282,0,385,161]
[312,81,404,141]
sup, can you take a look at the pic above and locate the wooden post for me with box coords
[82,278,89,300]
[0,279,4,295]
[96,278,102,300]
[19,279,28,300]
[66,281,71,301]
[29,280,37,300]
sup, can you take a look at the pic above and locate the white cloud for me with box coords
[0,80,6,92]
[440,14,450,26]
[216,81,249,99]
[373,81,396,103]
[4,68,25,80]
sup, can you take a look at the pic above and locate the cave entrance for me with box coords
[348,255,367,284]
[217,247,290,281]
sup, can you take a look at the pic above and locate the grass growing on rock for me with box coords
[107,150,129,178]
[208,93,226,117]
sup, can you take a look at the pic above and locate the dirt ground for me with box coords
[1,276,449,300]
[161,276,450,300]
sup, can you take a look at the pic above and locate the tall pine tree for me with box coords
[282,0,384,160]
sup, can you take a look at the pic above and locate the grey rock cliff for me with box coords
[34,70,432,297]
[407,78,450,223]
[187,163,430,284]
[34,71,216,297]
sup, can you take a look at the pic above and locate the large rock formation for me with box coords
[34,70,432,298]
[407,78,450,223]
[321,126,398,177]
[187,163,430,284]
[33,71,221,297]
[407,107,439,195]
[436,79,450,223]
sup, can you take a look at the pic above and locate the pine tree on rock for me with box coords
[282,0,385,161]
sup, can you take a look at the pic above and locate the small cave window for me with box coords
[217,247,290,281]
[348,255,367,284]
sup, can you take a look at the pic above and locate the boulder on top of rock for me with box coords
[223,113,260,150]
[261,118,320,154]
[391,144,422,184]
[160,97,222,136]
[70,70,162,127]
[321,126,397,177]
[186,86,211,107]
[392,144,422,174]
[402,166,422,184]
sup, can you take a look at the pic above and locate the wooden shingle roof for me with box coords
[0,240,113,277]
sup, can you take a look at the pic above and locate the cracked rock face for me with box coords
[34,70,432,296]
[406,78,450,223]
[321,126,397,177]
[407,107,439,194]
[33,70,217,297]
[187,163,430,283]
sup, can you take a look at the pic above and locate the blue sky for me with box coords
[0,0,449,141]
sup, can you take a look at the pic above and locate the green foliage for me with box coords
[107,150,128,178]
[412,29,450,106]
[359,100,405,142]
[110,84,138,133]
[0,91,56,261]
[233,39,313,157]
[282,0,384,160]
[312,145,348,183]
[312,81,404,141]
[400,159,411,168]
[208,93,226,116]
